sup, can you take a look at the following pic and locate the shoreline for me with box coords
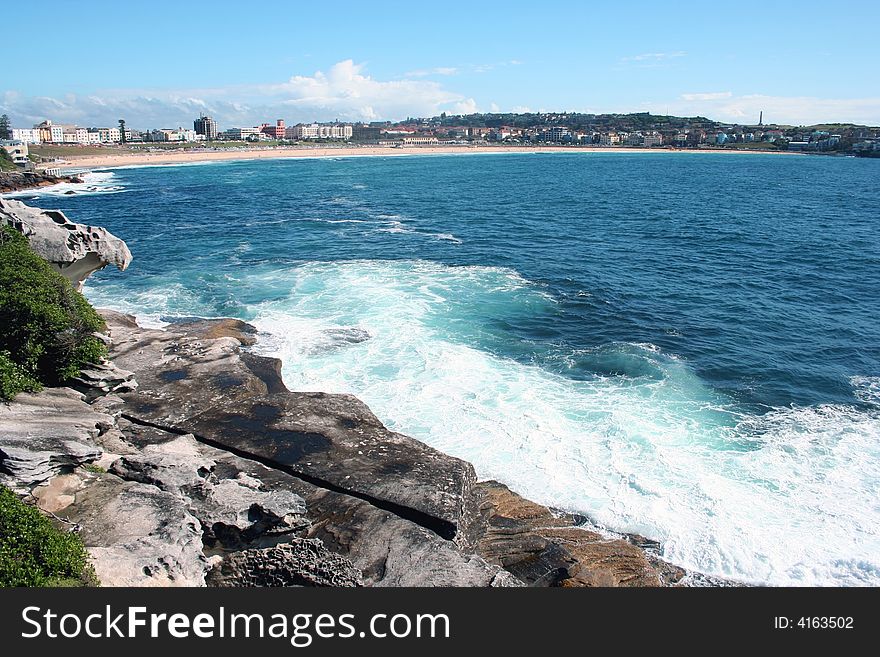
[0,170,84,193]
[50,144,798,171]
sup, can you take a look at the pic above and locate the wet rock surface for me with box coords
[473,481,679,587]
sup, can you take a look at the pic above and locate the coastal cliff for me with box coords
[0,198,131,291]
[0,199,689,587]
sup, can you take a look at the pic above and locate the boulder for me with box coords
[0,197,131,290]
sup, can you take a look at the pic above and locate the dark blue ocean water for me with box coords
[13,152,880,585]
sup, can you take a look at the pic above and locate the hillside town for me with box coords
[2,110,879,171]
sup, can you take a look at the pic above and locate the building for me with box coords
[351,124,382,141]
[539,126,572,143]
[11,128,40,144]
[0,139,30,167]
[60,126,90,144]
[149,128,198,142]
[468,127,491,139]
[599,132,620,146]
[402,136,439,145]
[260,119,285,139]
[220,127,262,140]
[290,123,320,139]
[643,133,663,147]
[193,114,218,140]
[34,120,63,143]
[286,123,353,140]
[98,127,122,143]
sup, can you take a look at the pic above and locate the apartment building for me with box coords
[193,114,218,140]
[286,123,352,140]
[11,128,40,144]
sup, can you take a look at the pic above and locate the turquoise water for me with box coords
[12,152,880,585]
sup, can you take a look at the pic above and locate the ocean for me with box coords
[11,151,880,586]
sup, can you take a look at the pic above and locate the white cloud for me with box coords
[0,60,475,129]
[652,92,880,125]
[405,67,459,77]
[681,91,733,101]
[452,98,479,114]
[621,51,686,64]
[472,60,522,74]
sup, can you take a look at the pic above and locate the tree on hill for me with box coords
[0,115,11,140]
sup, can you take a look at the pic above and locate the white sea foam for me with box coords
[433,233,463,244]
[242,259,880,586]
[851,376,880,406]
[82,258,880,585]
[2,170,125,198]
[375,220,414,235]
[83,281,200,328]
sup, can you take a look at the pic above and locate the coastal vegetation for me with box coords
[0,148,17,172]
[0,226,107,400]
[0,485,98,587]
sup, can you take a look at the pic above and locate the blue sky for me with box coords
[3,0,879,129]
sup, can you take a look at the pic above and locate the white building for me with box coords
[11,128,40,144]
[222,127,262,140]
[149,127,198,142]
[402,136,439,145]
[0,139,29,166]
[60,126,90,144]
[93,127,122,143]
[643,133,663,147]
[286,123,353,140]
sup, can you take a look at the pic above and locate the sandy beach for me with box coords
[49,144,789,170]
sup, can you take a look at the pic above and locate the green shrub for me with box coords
[0,351,41,399]
[0,486,98,587]
[0,226,107,400]
[0,148,17,172]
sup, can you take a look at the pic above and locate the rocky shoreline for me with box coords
[0,170,83,194]
[0,197,727,587]
[2,310,696,587]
